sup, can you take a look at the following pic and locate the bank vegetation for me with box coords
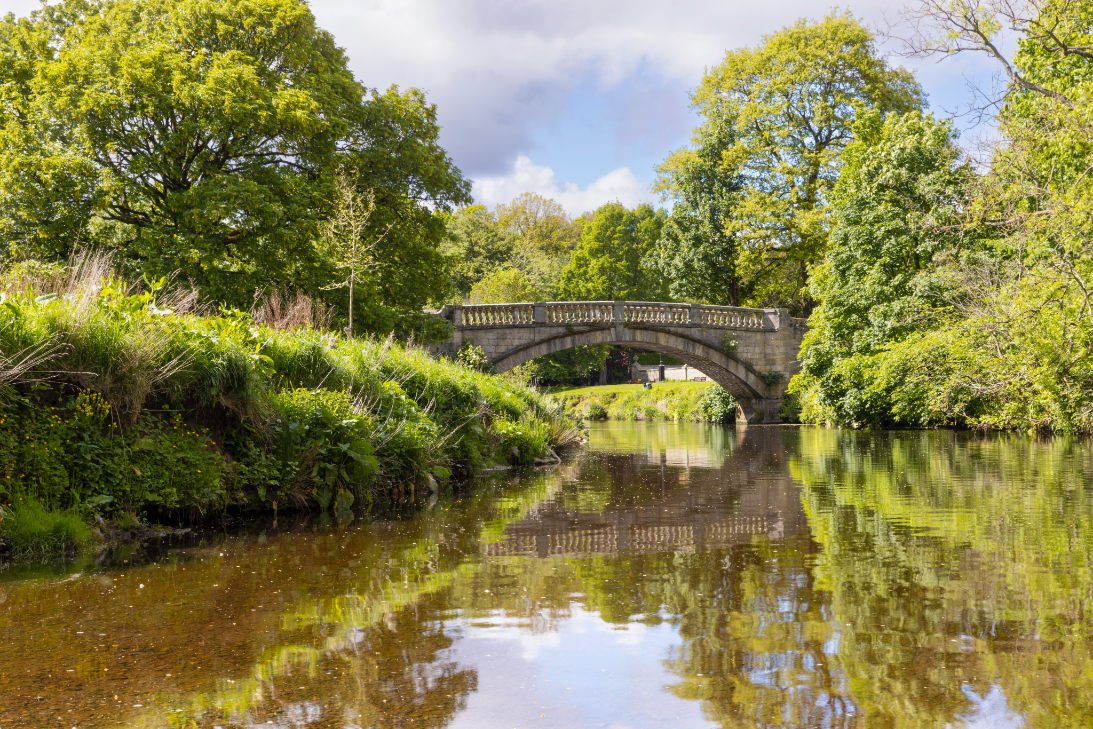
[0,254,579,557]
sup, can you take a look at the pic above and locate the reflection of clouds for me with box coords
[449,603,708,729]
[241,700,323,728]
[950,685,1025,729]
[467,613,562,660]
[591,614,649,646]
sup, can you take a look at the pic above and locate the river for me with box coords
[2,421,1092,728]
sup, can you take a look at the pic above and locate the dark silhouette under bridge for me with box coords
[434,301,807,423]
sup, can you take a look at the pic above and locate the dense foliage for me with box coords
[558,202,669,301]
[553,383,736,424]
[0,257,578,554]
[654,12,924,314]
[0,0,470,335]
[789,0,1093,433]
[789,108,974,426]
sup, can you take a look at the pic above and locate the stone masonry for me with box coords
[430,301,808,424]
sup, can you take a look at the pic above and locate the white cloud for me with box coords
[307,0,929,176]
[472,155,654,215]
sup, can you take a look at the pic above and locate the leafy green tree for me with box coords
[441,205,517,300]
[0,0,469,327]
[319,171,391,336]
[867,0,1093,432]
[467,268,540,304]
[494,192,581,255]
[649,116,747,306]
[558,202,668,301]
[789,108,971,425]
[495,192,580,299]
[669,12,924,313]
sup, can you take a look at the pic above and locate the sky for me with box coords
[4,0,1005,216]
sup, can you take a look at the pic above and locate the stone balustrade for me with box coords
[460,303,535,326]
[699,307,766,329]
[544,302,615,324]
[454,301,774,330]
[624,302,691,325]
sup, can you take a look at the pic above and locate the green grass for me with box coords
[547,381,735,424]
[546,381,710,397]
[0,499,91,557]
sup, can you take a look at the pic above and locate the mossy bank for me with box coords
[0,257,579,559]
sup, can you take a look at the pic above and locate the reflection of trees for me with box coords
[790,428,1093,728]
[463,542,853,729]
[180,594,477,728]
[661,539,854,729]
[0,469,562,729]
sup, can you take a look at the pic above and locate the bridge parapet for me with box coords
[455,301,773,330]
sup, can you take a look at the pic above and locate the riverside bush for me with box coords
[0,392,225,516]
[698,386,737,424]
[587,402,608,421]
[265,388,379,510]
[0,499,90,556]
[491,417,549,465]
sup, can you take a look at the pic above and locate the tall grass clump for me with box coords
[0,499,91,557]
[0,252,579,553]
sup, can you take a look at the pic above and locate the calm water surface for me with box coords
[3,423,1093,728]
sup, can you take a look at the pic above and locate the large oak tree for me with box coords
[0,0,470,333]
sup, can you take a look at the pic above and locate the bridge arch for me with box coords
[433,301,807,423]
[491,327,769,401]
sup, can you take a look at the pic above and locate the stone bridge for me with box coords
[434,301,807,423]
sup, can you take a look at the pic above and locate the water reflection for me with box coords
[5,424,1093,727]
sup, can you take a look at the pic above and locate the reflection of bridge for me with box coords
[435,301,807,423]
[486,428,808,557]
[484,516,782,558]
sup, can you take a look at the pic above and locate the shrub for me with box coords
[0,391,226,516]
[267,388,379,509]
[456,342,494,373]
[762,371,787,386]
[586,402,608,421]
[698,385,737,424]
[779,393,802,423]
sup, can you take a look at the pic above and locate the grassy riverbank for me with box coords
[550,381,738,424]
[0,256,579,558]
